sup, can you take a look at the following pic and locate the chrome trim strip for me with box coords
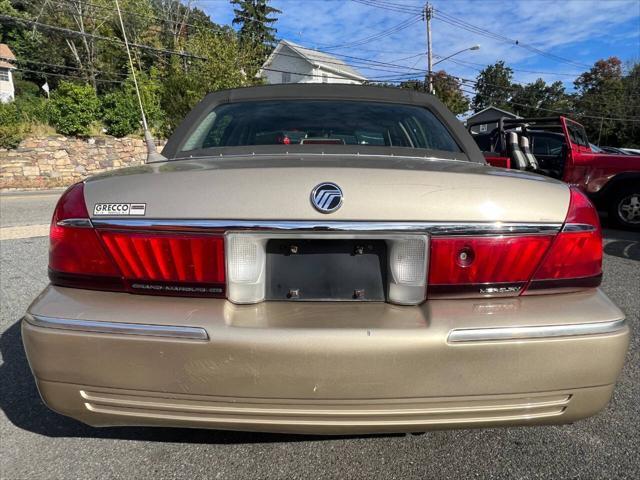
[24,314,209,340]
[90,219,562,236]
[57,218,93,228]
[448,319,626,343]
[562,223,596,232]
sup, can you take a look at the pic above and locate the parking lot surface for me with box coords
[1,191,638,479]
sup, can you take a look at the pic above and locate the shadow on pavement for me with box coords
[603,228,640,262]
[0,319,396,444]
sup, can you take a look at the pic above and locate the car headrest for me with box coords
[507,132,519,144]
[519,136,531,149]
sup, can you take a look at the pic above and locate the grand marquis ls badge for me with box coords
[311,183,343,213]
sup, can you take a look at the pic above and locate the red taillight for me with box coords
[525,187,602,292]
[99,231,225,296]
[48,182,225,297]
[427,187,602,298]
[428,235,554,297]
[49,183,122,290]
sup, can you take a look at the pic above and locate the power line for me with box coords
[351,0,423,15]
[13,67,125,84]
[316,15,422,50]
[1,55,129,78]
[446,57,582,78]
[263,47,425,76]
[0,14,206,60]
[432,8,592,69]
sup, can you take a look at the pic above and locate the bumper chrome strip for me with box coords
[448,319,626,343]
[89,219,562,236]
[24,314,209,340]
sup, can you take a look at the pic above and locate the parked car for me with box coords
[621,148,640,155]
[23,85,628,435]
[468,116,640,230]
[600,146,631,155]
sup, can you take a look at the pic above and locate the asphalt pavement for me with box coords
[1,191,638,479]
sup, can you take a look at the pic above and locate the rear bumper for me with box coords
[22,286,629,434]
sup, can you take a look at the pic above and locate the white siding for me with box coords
[0,68,14,103]
[262,45,364,85]
[312,67,362,85]
[262,45,317,84]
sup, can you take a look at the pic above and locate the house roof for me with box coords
[0,44,16,70]
[467,106,520,120]
[261,40,367,81]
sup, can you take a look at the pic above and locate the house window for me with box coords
[322,73,328,83]
[0,69,9,82]
[281,72,291,83]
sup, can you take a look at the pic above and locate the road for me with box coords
[1,191,638,480]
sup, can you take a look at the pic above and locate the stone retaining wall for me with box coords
[0,135,164,190]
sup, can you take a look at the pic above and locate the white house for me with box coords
[0,44,16,103]
[259,40,367,85]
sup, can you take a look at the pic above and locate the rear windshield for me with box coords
[179,100,461,153]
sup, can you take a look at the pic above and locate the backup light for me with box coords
[388,237,428,305]
[226,234,267,304]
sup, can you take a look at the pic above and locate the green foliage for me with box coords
[472,61,514,112]
[573,57,631,146]
[432,72,469,115]
[48,82,100,136]
[0,95,48,148]
[101,72,163,137]
[159,29,252,135]
[0,102,27,149]
[400,74,469,115]
[510,79,572,118]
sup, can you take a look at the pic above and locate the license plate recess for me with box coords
[265,239,387,301]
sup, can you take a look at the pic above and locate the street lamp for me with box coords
[428,44,480,93]
[433,44,480,66]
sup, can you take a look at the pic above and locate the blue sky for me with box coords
[196,0,640,92]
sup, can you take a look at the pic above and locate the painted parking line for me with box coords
[0,224,49,240]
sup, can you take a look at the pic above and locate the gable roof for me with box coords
[467,106,520,120]
[0,44,16,70]
[262,40,367,81]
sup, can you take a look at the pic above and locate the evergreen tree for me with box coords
[231,0,281,57]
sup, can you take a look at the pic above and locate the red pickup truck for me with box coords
[469,116,640,230]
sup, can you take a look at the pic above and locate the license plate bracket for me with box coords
[265,239,387,301]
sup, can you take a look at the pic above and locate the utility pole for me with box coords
[424,2,434,94]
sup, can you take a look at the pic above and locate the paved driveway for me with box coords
[1,191,638,479]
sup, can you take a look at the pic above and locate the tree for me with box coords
[510,78,572,118]
[400,71,469,115]
[231,0,280,71]
[159,28,252,135]
[620,62,640,147]
[574,57,627,145]
[472,61,513,112]
[432,71,470,115]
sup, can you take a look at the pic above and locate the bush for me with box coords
[101,73,163,138]
[101,89,139,137]
[0,102,27,149]
[0,95,49,149]
[48,81,100,136]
